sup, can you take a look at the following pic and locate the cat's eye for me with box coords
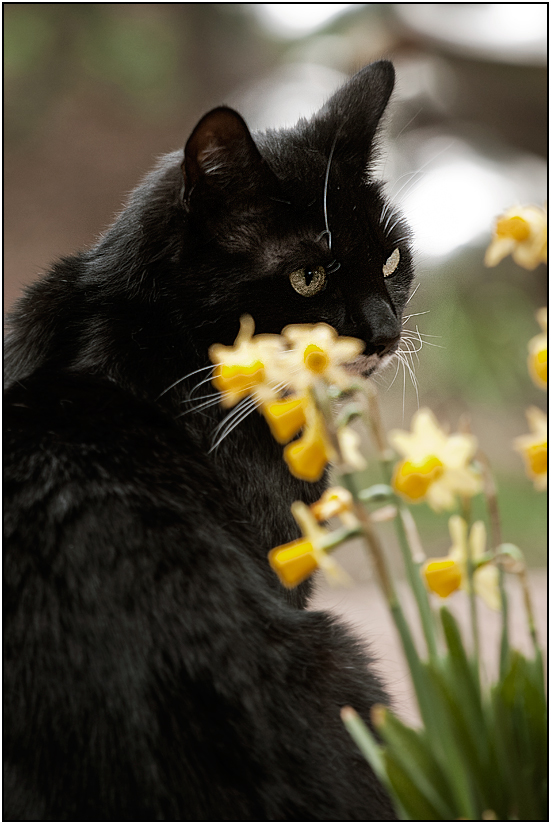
[289,266,326,297]
[383,248,400,278]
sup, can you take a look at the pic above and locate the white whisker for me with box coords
[211,394,258,437]
[176,394,223,418]
[156,364,214,400]
[386,355,402,392]
[190,374,220,397]
[402,310,430,322]
[406,282,421,305]
[323,127,343,252]
[181,392,221,404]
[209,399,259,453]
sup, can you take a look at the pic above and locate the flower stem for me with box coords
[463,526,481,684]
[477,451,509,678]
[340,472,429,701]
[518,566,543,664]
[363,384,439,662]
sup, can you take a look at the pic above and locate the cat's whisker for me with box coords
[177,394,224,418]
[209,379,291,451]
[401,329,424,354]
[209,398,260,453]
[395,349,419,414]
[189,373,220,397]
[402,310,430,323]
[398,347,420,400]
[392,234,410,246]
[402,325,444,349]
[211,393,259,437]
[388,140,455,207]
[384,214,404,237]
[401,343,422,362]
[405,282,421,305]
[385,355,402,392]
[323,126,343,252]
[156,364,214,400]
[400,335,422,361]
[180,392,222,404]
[385,169,423,206]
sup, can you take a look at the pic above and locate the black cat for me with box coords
[4,61,414,820]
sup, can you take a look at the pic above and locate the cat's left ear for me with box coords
[182,107,275,203]
[314,60,395,166]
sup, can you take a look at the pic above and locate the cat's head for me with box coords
[4,62,414,398]
[178,60,414,379]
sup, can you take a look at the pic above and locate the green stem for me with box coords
[340,472,433,716]
[518,566,543,662]
[380,457,439,663]
[463,528,481,685]
[477,451,509,678]
[319,525,362,553]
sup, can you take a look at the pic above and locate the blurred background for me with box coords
[4,3,547,567]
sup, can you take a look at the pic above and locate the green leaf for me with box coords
[340,707,388,787]
[416,661,479,819]
[384,751,443,820]
[374,707,456,819]
[489,651,548,820]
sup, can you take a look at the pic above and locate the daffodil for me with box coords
[310,486,354,522]
[281,323,364,394]
[337,426,367,472]
[268,500,351,588]
[261,396,307,443]
[283,405,336,482]
[208,315,284,408]
[527,307,547,389]
[389,409,481,511]
[423,516,500,610]
[484,204,547,270]
[514,406,547,491]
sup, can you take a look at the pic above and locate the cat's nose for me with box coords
[348,295,402,358]
[369,332,401,358]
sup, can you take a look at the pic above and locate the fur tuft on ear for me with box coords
[182,107,267,201]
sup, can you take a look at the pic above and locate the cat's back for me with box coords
[4,368,394,821]
[4,368,265,819]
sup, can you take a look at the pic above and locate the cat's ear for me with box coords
[182,107,273,203]
[315,61,395,165]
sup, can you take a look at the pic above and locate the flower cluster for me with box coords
[515,308,547,491]
[485,206,547,492]
[209,316,365,481]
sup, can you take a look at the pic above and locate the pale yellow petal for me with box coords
[484,237,515,267]
[469,520,486,560]
[448,515,468,555]
[337,427,367,471]
[425,480,457,512]
[441,433,478,468]
[474,564,501,611]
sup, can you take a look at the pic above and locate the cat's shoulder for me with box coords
[4,368,216,510]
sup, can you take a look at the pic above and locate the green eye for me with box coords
[289,266,326,297]
[383,248,400,278]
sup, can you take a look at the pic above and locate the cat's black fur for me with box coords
[4,62,414,820]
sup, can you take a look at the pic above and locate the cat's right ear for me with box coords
[182,107,272,205]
